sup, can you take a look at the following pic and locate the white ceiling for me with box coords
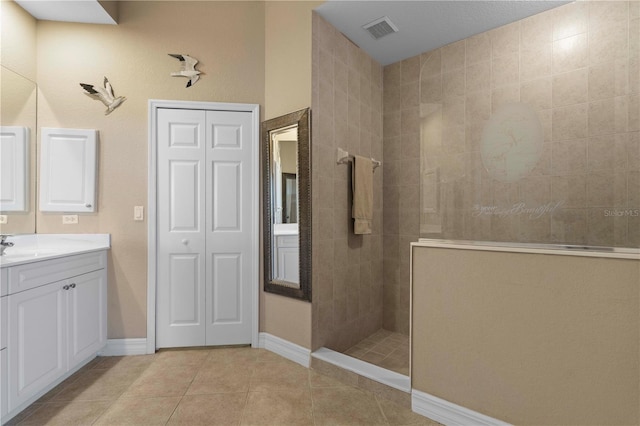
[14,0,116,25]
[14,0,570,64]
[315,1,571,66]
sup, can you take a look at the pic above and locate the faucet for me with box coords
[0,235,14,256]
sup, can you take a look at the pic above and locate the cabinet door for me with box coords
[39,128,97,212]
[67,270,106,368]
[8,282,66,411]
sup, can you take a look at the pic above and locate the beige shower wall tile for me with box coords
[442,69,465,100]
[553,69,588,107]
[465,91,491,127]
[521,77,552,111]
[420,74,442,104]
[521,43,552,82]
[521,12,553,48]
[491,22,520,58]
[628,170,640,207]
[629,94,640,131]
[630,18,639,59]
[589,60,629,101]
[552,175,587,208]
[552,1,588,41]
[628,131,640,170]
[629,58,639,94]
[466,32,491,65]
[552,138,587,174]
[401,81,419,109]
[466,61,490,93]
[441,40,465,73]
[401,55,420,84]
[551,208,588,244]
[588,134,629,172]
[491,85,520,112]
[553,33,588,73]
[442,98,465,128]
[492,54,520,88]
[589,24,628,66]
[420,49,441,78]
[589,0,629,31]
[587,171,628,208]
[553,103,588,141]
[588,97,628,136]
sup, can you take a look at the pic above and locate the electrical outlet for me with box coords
[0,215,7,224]
[62,215,79,224]
[134,206,144,221]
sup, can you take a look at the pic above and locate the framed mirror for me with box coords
[0,66,37,235]
[262,108,311,301]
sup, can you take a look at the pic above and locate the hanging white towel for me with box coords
[352,155,373,234]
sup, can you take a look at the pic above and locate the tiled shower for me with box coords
[312,1,639,374]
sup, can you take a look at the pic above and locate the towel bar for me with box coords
[336,147,381,170]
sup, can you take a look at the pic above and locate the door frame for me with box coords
[147,99,260,354]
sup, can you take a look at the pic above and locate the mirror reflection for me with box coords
[0,66,37,234]
[263,108,311,301]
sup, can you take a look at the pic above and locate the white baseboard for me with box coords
[412,389,511,426]
[258,332,310,367]
[99,338,149,356]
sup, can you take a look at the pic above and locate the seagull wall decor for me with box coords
[79,77,126,115]
[168,53,201,88]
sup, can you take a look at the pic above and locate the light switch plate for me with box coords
[62,215,78,224]
[0,215,7,224]
[134,206,144,221]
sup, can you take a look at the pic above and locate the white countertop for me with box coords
[0,234,111,267]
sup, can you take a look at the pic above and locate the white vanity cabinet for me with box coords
[1,270,6,423]
[275,235,299,284]
[1,249,107,421]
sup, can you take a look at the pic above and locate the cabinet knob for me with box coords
[63,285,70,290]
[182,239,189,245]
[70,283,76,289]
[86,204,92,208]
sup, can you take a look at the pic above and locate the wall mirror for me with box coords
[0,65,37,235]
[262,108,311,301]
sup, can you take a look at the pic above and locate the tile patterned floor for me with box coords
[6,347,437,425]
[344,330,410,376]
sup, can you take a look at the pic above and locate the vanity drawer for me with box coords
[7,251,106,295]
[276,235,299,248]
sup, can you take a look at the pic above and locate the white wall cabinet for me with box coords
[1,251,106,423]
[39,128,97,212]
[0,126,29,212]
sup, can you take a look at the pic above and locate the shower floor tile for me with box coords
[344,330,410,376]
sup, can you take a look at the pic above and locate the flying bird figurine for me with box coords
[79,77,126,115]
[168,53,201,88]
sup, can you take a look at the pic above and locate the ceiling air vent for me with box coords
[363,16,399,40]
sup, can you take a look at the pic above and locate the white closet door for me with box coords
[205,110,253,345]
[156,108,254,348]
[156,108,207,348]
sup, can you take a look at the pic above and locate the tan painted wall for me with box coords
[1,0,37,80]
[0,0,37,235]
[412,245,639,425]
[35,1,266,339]
[261,0,321,349]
